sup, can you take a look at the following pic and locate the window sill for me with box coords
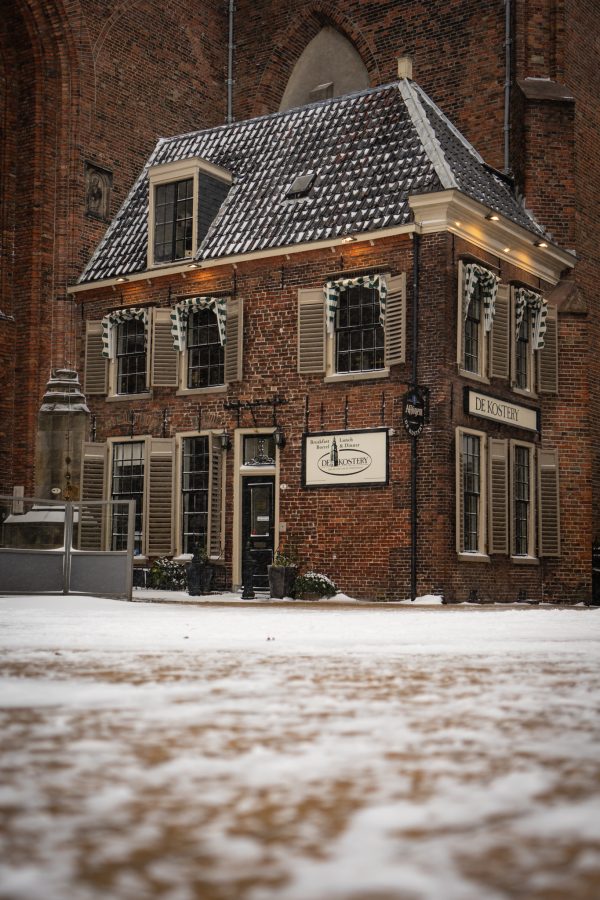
[176,384,227,397]
[324,368,389,384]
[511,386,538,401]
[106,391,152,402]
[457,368,490,386]
[511,555,539,565]
[457,552,490,563]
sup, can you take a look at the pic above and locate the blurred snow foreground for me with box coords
[1,595,599,900]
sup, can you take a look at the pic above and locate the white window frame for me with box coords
[106,310,152,401]
[456,427,489,561]
[325,276,390,383]
[457,260,490,384]
[147,158,232,270]
[176,305,227,396]
[107,435,148,559]
[510,286,538,397]
[510,440,537,562]
[173,430,226,560]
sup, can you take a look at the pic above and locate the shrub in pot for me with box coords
[294,571,337,601]
[148,557,188,591]
[187,545,214,596]
[268,548,298,599]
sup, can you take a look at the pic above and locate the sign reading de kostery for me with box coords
[303,429,389,487]
[465,389,539,432]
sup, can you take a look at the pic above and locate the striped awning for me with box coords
[515,287,547,350]
[170,296,227,351]
[463,263,500,333]
[324,274,388,335]
[101,308,148,359]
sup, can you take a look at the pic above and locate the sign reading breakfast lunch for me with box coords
[303,429,388,487]
[466,388,539,433]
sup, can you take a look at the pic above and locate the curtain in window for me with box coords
[324,274,388,335]
[515,287,548,350]
[101,308,148,359]
[463,263,500,333]
[170,296,227,351]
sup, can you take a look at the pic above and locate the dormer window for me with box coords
[147,158,231,269]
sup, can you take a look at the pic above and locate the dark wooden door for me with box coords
[242,476,275,589]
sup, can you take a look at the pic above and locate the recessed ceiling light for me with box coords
[503,247,511,253]
[115,276,129,283]
[486,213,500,221]
[534,240,548,248]
[342,236,356,244]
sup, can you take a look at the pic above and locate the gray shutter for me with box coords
[488,438,508,553]
[224,298,243,383]
[151,308,178,387]
[208,434,223,558]
[538,305,558,394]
[490,284,510,379]
[84,322,108,395]
[538,448,560,557]
[384,273,406,367]
[456,430,464,553]
[146,438,174,557]
[457,261,465,366]
[79,442,107,551]
[298,288,325,374]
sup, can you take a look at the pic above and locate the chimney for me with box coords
[397,56,413,80]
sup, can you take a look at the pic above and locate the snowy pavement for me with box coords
[0,596,599,900]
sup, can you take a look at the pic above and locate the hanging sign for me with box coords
[402,388,428,437]
[302,429,388,487]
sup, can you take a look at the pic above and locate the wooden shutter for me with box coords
[488,438,508,553]
[490,284,510,379]
[208,434,223,558]
[146,438,174,557]
[79,442,108,550]
[538,448,560,557]
[298,288,325,373]
[84,322,108,395]
[456,261,465,366]
[224,298,243,383]
[384,273,406,367]
[455,430,464,552]
[538,304,558,394]
[151,308,178,387]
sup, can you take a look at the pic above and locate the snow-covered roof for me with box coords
[79,79,544,284]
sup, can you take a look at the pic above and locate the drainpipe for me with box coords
[503,0,512,173]
[410,233,420,602]
[227,0,235,124]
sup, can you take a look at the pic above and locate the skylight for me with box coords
[286,172,316,200]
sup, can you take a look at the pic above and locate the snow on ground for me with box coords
[0,595,599,900]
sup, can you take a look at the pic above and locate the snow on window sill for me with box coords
[457,552,490,563]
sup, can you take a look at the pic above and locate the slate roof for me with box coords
[79,80,545,284]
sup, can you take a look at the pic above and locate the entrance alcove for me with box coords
[278,26,369,111]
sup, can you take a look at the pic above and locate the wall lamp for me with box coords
[220,429,231,451]
[273,425,286,449]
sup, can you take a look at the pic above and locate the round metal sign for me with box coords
[402,389,426,437]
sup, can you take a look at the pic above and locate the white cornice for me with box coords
[409,190,575,283]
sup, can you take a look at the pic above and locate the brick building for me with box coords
[1,1,597,600]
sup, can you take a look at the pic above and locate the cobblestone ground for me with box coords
[1,599,599,900]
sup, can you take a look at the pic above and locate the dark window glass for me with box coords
[111,442,144,554]
[514,445,530,555]
[116,319,146,395]
[464,284,482,374]
[462,434,480,552]
[335,285,384,373]
[154,178,194,263]
[516,304,530,389]
[187,307,224,389]
[243,435,276,466]
[182,436,210,555]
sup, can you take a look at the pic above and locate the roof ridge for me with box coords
[398,79,457,190]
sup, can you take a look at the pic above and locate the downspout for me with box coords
[503,0,512,173]
[410,233,420,603]
[227,0,235,124]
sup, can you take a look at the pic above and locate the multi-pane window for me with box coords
[181,436,210,554]
[462,433,481,552]
[187,308,224,389]
[464,283,482,374]
[111,442,144,554]
[154,178,194,263]
[335,284,384,373]
[116,319,147,394]
[515,303,530,390]
[513,445,531,555]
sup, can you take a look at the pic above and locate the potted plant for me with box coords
[268,546,299,599]
[187,543,214,596]
[294,571,337,601]
[148,557,188,591]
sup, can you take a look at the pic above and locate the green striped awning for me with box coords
[463,263,500,333]
[515,287,547,350]
[324,274,388,335]
[170,296,228,351]
[101,307,148,359]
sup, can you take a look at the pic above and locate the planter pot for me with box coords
[187,561,214,596]
[297,592,321,601]
[268,565,298,599]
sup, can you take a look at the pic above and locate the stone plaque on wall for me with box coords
[85,162,112,221]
